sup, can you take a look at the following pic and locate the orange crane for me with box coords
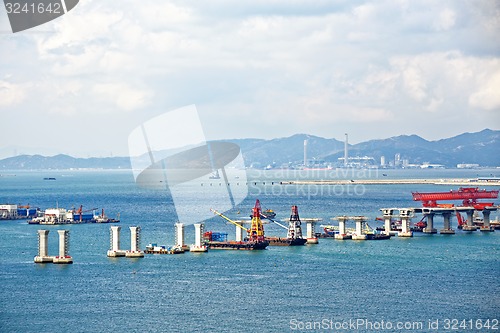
[412,187,498,210]
[74,205,98,222]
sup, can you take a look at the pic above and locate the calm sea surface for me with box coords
[1,169,499,332]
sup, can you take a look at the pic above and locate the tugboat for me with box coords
[265,205,307,246]
[209,199,269,250]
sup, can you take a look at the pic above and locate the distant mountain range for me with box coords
[0,129,498,170]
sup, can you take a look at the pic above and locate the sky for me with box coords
[0,0,499,158]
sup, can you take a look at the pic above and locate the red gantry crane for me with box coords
[412,187,498,229]
[412,187,498,210]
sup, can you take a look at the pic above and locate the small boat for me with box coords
[322,225,338,237]
[93,209,120,223]
[261,209,276,219]
[144,244,185,254]
[43,177,56,180]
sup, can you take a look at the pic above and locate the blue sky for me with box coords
[0,0,499,158]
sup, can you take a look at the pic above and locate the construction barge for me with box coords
[265,205,307,246]
[209,199,269,250]
[28,207,120,225]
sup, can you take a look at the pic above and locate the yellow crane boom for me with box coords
[210,208,249,231]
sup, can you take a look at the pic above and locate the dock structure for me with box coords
[34,229,72,264]
[190,223,208,252]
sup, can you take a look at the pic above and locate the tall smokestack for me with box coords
[304,139,308,167]
[344,133,348,167]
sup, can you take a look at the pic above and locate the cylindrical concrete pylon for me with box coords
[57,230,69,257]
[111,226,121,251]
[194,223,203,247]
[175,223,185,247]
[130,226,140,252]
[38,230,50,257]
[235,222,244,242]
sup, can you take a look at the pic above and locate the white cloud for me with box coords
[1,0,499,155]
[433,8,456,31]
[0,81,26,107]
[469,70,500,111]
[93,83,154,112]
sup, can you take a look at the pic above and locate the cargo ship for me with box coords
[265,205,307,246]
[209,199,269,250]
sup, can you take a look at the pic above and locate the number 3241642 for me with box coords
[5,2,62,14]
[443,319,499,330]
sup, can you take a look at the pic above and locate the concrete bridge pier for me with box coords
[190,223,208,252]
[440,212,455,234]
[335,216,350,240]
[175,223,190,250]
[480,210,494,232]
[107,226,125,257]
[34,230,53,263]
[398,209,413,237]
[382,209,393,235]
[306,221,319,244]
[126,226,144,257]
[53,230,73,264]
[352,217,367,240]
[462,209,477,231]
[423,213,437,234]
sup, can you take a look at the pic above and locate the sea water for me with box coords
[0,169,499,332]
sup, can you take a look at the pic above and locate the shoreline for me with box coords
[278,179,500,186]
